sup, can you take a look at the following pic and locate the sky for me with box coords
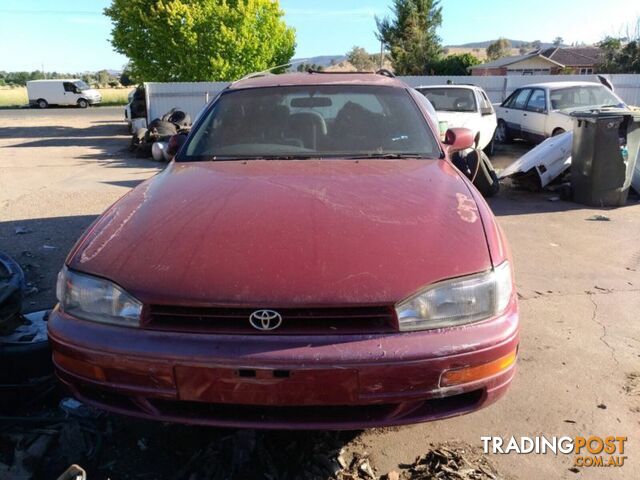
[0,0,638,72]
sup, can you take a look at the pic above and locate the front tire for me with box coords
[494,120,511,144]
[77,98,89,109]
[36,99,48,109]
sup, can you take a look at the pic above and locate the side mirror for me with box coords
[443,128,474,153]
[480,106,493,116]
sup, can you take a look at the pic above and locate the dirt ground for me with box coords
[0,108,639,479]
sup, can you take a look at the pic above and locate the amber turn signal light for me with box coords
[440,350,517,387]
[53,351,106,382]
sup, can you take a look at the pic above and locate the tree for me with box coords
[486,38,512,61]
[104,0,296,82]
[347,46,376,71]
[598,36,640,73]
[376,0,443,75]
[531,40,542,50]
[518,42,531,55]
[120,65,134,86]
[96,69,112,87]
[553,37,564,47]
[296,63,323,72]
[432,53,480,75]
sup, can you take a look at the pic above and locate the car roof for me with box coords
[228,72,407,90]
[414,84,479,90]
[515,81,603,90]
[27,79,80,82]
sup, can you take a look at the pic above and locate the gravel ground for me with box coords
[0,110,639,479]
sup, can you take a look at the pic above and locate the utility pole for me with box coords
[42,62,45,79]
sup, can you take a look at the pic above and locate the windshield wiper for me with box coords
[342,153,434,159]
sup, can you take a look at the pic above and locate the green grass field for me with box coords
[0,87,133,108]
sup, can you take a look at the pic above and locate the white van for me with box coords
[26,79,102,109]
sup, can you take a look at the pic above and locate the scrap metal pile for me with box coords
[130,108,191,162]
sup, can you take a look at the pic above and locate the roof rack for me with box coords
[306,69,396,78]
[234,71,274,83]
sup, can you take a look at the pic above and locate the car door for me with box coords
[62,82,79,106]
[500,88,531,139]
[522,88,548,142]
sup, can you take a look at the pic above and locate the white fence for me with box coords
[144,81,229,124]
[144,74,640,122]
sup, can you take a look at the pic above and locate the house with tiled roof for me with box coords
[470,47,603,76]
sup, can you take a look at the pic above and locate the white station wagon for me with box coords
[494,81,626,143]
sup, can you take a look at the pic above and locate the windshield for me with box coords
[550,86,624,110]
[181,85,441,161]
[74,80,90,91]
[417,88,477,113]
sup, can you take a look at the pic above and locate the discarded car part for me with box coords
[145,120,178,143]
[0,252,25,334]
[453,149,500,198]
[499,131,573,190]
[1,310,53,384]
[129,127,147,151]
[151,141,168,162]
[56,464,87,480]
[571,109,640,207]
[161,107,178,122]
[167,133,188,160]
[131,117,147,133]
[167,110,191,128]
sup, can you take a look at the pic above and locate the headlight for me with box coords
[395,261,513,331]
[56,266,142,327]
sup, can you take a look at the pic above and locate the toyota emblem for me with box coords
[249,310,283,331]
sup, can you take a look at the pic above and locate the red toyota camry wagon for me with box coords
[49,72,519,429]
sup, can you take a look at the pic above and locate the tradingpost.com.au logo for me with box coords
[481,436,628,468]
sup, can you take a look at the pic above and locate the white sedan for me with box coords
[494,81,626,143]
[415,85,497,153]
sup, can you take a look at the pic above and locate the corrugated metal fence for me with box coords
[144,74,640,122]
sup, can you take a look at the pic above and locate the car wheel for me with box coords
[77,98,89,109]
[36,99,48,109]
[552,128,565,137]
[494,120,511,144]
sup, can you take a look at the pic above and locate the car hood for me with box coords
[68,159,492,306]
[556,104,628,115]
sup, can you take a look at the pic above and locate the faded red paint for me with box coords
[49,72,519,429]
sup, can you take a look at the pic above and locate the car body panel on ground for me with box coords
[49,72,518,428]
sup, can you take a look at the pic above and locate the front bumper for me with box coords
[88,97,101,105]
[48,302,519,429]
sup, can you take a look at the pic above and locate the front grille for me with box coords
[144,305,397,334]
